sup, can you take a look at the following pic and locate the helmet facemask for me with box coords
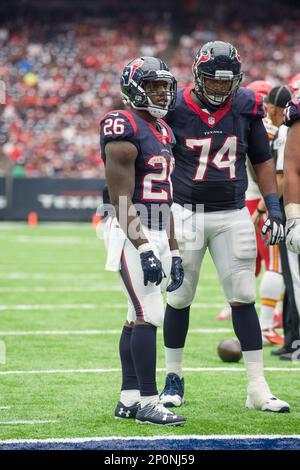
[192,42,243,108]
[195,69,242,106]
[121,58,177,119]
[141,75,176,118]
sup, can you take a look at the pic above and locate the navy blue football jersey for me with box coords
[166,86,269,211]
[100,110,175,229]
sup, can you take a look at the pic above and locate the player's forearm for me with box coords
[253,159,282,221]
[276,173,284,199]
[253,159,278,197]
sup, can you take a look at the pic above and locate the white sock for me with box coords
[120,389,140,407]
[165,347,184,378]
[242,350,270,395]
[259,271,284,329]
[140,394,159,408]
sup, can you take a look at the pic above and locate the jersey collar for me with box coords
[183,86,232,128]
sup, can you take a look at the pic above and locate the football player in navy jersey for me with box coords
[160,41,290,412]
[100,57,185,425]
[284,97,300,254]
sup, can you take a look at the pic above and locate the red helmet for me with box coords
[288,73,300,93]
[246,80,273,98]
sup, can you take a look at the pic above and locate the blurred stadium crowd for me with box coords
[1,0,300,177]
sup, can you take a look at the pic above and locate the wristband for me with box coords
[264,193,282,221]
[285,203,300,220]
[171,249,180,257]
[137,243,151,253]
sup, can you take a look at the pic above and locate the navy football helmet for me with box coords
[121,56,177,118]
[192,41,243,106]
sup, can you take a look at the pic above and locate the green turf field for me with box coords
[0,223,299,440]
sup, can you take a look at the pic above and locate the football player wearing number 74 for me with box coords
[160,41,290,413]
[100,57,185,425]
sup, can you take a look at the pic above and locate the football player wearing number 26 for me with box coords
[160,41,290,413]
[100,57,185,426]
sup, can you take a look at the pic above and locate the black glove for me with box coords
[140,250,165,286]
[167,256,184,292]
[261,217,285,246]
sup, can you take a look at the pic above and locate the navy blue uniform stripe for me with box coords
[120,251,144,320]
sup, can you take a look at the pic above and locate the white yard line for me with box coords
[0,272,218,281]
[0,420,59,425]
[0,328,232,336]
[0,406,12,410]
[0,434,299,444]
[0,286,123,292]
[0,304,100,311]
[0,235,96,244]
[0,367,299,376]
[0,303,226,311]
[0,273,108,280]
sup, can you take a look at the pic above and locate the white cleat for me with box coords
[246,393,290,413]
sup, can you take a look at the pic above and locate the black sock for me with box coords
[119,325,139,390]
[231,304,262,351]
[163,304,190,348]
[131,324,158,397]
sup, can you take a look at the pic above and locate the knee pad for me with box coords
[167,275,196,309]
[141,291,165,327]
[260,270,284,301]
[225,270,256,304]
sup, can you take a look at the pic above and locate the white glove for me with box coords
[286,219,300,254]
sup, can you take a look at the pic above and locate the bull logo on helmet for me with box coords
[195,50,211,66]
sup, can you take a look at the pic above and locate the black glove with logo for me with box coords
[140,250,165,286]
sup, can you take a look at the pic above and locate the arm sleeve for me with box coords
[247,118,272,165]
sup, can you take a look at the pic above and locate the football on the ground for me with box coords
[217,339,242,363]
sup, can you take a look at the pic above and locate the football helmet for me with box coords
[246,80,273,98]
[288,73,300,95]
[192,41,243,106]
[120,56,177,119]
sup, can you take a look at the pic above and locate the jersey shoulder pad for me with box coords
[234,87,265,119]
[284,97,300,127]
[100,110,137,145]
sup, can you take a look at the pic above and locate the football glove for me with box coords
[286,219,300,254]
[140,250,165,286]
[167,256,184,292]
[261,217,285,246]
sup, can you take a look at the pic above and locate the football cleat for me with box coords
[262,327,284,346]
[160,373,185,407]
[114,401,139,420]
[216,305,232,321]
[136,401,185,426]
[246,394,290,413]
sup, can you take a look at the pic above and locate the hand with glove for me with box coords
[139,245,165,286]
[261,194,285,246]
[167,255,184,292]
